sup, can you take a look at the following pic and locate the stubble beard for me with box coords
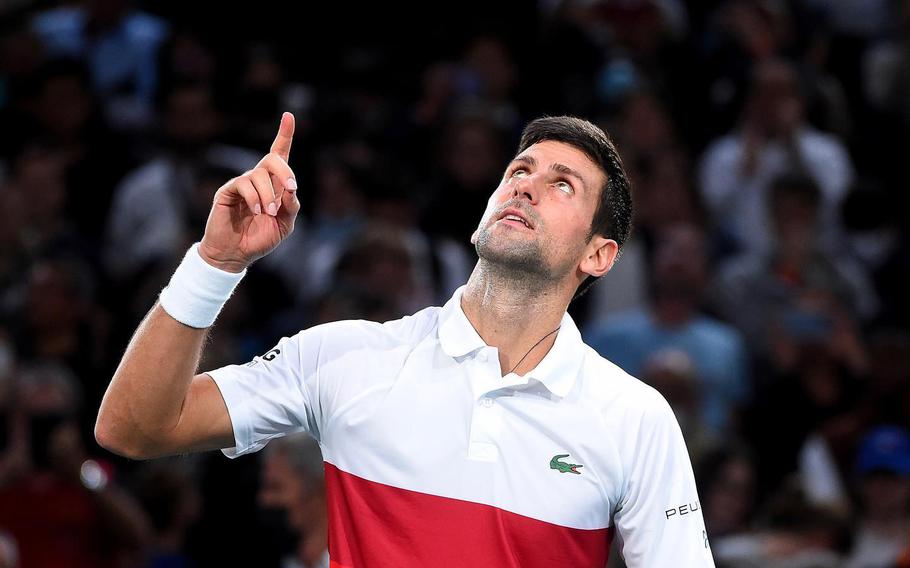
[474,223,559,285]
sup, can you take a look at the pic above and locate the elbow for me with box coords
[94,417,130,458]
[94,414,154,461]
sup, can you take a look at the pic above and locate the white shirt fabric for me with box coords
[207,285,714,567]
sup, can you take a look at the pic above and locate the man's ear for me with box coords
[580,235,619,278]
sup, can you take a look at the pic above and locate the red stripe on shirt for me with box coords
[325,461,612,567]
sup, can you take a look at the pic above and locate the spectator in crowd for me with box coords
[698,58,854,256]
[258,433,328,568]
[330,223,422,318]
[712,483,850,567]
[698,445,758,539]
[10,260,109,414]
[16,58,133,247]
[712,174,877,365]
[844,426,910,568]
[104,79,258,282]
[0,362,150,568]
[745,334,865,504]
[30,0,170,130]
[420,110,509,247]
[132,461,201,568]
[261,148,369,305]
[582,94,696,323]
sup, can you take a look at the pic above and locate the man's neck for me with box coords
[461,262,573,376]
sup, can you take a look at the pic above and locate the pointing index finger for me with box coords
[270,112,295,161]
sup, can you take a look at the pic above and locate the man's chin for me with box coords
[476,243,550,277]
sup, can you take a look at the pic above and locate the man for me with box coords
[698,59,853,256]
[96,112,714,566]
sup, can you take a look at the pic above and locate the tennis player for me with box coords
[97,112,715,567]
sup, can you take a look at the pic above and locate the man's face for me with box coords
[471,140,608,283]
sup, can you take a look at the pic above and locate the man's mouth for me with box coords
[495,208,533,230]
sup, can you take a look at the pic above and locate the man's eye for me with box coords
[510,169,528,178]
[555,181,573,194]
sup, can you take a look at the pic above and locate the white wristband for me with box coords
[159,243,246,328]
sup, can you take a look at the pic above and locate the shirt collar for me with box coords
[438,285,487,358]
[437,285,584,398]
[524,309,584,398]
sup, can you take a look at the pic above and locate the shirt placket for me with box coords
[466,348,536,462]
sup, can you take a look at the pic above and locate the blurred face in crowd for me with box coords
[164,85,220,151]
[18,372,80,473]
[463,36,516,100]
[25,263,83,334]
[704,457,756,535]
[35,73,92,138]
[259,450,308,531]
[773,198,817,247]
[652,224,707,302]
[747,60,804,137]
[471,140,613,287]
[443,120,504,191]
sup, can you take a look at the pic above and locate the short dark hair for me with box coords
[515,116,633,297]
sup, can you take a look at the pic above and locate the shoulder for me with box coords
[291,305,442,355]
[577,345,674,423]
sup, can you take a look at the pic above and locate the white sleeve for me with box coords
[206,332,315,459]
[613,393,715,567]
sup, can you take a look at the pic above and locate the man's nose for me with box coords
[509,174,539,204]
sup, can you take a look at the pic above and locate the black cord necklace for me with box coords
[507,325,561,375]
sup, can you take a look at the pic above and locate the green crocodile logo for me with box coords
[550,454,583,475]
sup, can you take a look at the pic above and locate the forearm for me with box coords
[96,112,298,459]
[95,304,207,458]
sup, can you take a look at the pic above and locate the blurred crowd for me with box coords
[0,0,909,566]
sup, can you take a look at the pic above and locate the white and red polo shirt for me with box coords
[207,286,715,567]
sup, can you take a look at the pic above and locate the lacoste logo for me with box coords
[550,454,583,474]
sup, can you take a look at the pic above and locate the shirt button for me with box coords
[478,352,488,363]
[480,397,494,408]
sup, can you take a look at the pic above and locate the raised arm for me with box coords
[95,113,300,460]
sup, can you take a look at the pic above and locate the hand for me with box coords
[199,112,300,272]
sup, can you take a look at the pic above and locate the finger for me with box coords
[271,173,286,214]
[277,180,300,229]
[233,177,262,215]
[270,112,295,162]
[258,153,297,192]
[248,168,278,216]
